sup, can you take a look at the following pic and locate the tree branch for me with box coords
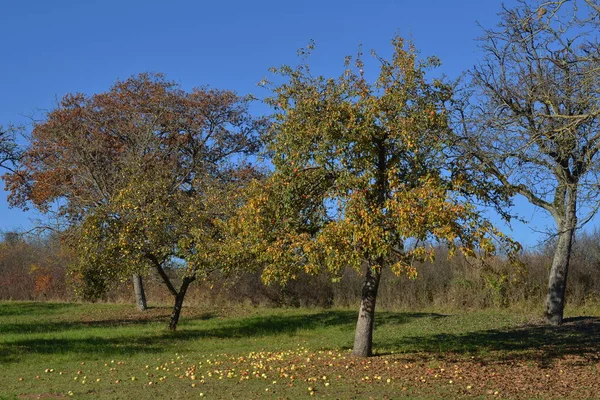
[146,253,179,297]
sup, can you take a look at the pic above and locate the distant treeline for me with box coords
[2,230,599,310]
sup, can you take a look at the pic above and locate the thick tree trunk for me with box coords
[168,276,195,331]
[132,274,147,311]
[352,264,382,357]
[545,205,577,325]
[351,138,387,357]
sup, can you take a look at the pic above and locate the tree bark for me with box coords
[168,276,195,331]
[147,254,178,297]
[352,264,382,357]
[545,207,577,325]
[132,274,148,311]
[351,138,387,357]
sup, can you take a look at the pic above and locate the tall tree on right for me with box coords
[462,0,600,324]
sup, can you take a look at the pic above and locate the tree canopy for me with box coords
[5,73,266,329]
[225,37,517,356]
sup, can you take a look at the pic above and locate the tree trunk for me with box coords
[352,264,382,357]
[545,206,577,325]
[132,274,147,311]
[168,276,195,331]
[351,138,387,357]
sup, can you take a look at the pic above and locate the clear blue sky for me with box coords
[0,0,560,247]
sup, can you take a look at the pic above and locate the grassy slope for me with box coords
[1,302,599,399]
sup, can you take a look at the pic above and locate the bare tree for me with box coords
[459,0,600,324]
[0,124,20,172]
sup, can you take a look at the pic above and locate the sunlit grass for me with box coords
[1,301,599,399]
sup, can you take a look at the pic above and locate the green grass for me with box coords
[1,301,599,399]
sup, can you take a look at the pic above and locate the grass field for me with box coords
[1,302,600,399]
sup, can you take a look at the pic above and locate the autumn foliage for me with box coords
[223,38,519,356]
[0,33,530,357]
[4,73,266,329]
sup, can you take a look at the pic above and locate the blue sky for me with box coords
[0,0,560,246]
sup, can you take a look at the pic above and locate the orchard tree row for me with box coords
[2,0,600,357]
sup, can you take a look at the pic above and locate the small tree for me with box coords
[461,0,600,324]
[228,38,516,357]
[71,164,257,330]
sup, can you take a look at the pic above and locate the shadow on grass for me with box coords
[0,335,168,364]
[0,302,217,335]
[172,311,446,340]
[0,315,181,335]
[378,316,600,366]
[0,302,81,317]
[0,309,442,364]
[11,303,597,368]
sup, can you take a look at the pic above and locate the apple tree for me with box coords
[5,73,265,328]
[226,37,518,357]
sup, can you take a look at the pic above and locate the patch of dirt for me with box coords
[337,351,600,399]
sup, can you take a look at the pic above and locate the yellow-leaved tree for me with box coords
[225,37,519,357]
